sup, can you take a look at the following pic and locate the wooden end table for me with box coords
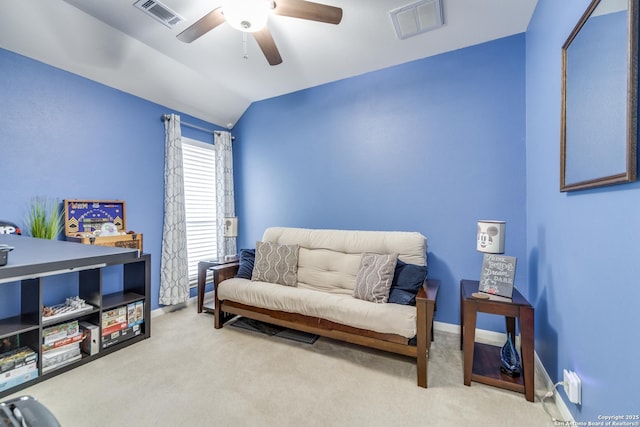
[197,259,238,313]
[460,279,535,402]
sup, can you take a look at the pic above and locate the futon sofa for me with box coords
[211,227,440,387]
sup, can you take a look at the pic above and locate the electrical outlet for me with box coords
[563,369,582,405]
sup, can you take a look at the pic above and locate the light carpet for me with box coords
[7,306,560,426]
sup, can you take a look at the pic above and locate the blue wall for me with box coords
[233,34,528,331]
[527,0,639,419]
[4,7,634,419]
[0,48,223,310]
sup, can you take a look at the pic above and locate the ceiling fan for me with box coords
[176,0,343,66]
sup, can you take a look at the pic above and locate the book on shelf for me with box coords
[100,301,145,338]
[42,342,81,372]
[42,354,82,374]
[102,306,127,336]
[127,303,136,325]
[128,301,144,326]
[0,347,37,373]
[80,322,99,356]
[102,323,142,349]
[0,348,38,391]
[0,365,38,392]
[43,320,80,346]
[1,360,37,383]
[41,333,83,352]
[102,321,128,337]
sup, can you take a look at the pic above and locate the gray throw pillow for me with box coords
[251,241,299,287]
[353,253,398,303]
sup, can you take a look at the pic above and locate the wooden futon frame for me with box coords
[210,263,440,388]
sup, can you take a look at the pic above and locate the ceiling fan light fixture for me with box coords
[222,0,272,33]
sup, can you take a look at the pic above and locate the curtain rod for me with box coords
[161,114,234,139]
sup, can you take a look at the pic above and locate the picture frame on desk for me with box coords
[478,254,517,299]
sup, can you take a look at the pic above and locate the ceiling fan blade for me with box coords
[253,27,283,66]
[177,7,225,43]
[273,0,343,25]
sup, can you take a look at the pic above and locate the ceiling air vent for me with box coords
[390,0,444,40]
[134,0,184,28]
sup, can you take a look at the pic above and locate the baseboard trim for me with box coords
[434,320,509,346]
[433,320,573,423]
[151,298,193,319]
[534,350,574,422]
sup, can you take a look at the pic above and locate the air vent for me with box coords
[390,0,444,40]
[134,0,184,28]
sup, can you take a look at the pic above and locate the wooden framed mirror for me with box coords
[561,0,638,192]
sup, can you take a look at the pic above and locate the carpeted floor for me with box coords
[6,305,561,426]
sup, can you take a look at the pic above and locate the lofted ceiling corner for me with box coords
[0,0,538,127]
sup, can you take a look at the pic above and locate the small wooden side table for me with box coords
[460,279,535,402]
[197,259,238,313]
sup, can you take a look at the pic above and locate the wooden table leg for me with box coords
[520,306,535,402]
[460,286,464,350]
[197,262,209,313]
[463,299,477,386]
[416,297,427,388]
[505,316,516,343]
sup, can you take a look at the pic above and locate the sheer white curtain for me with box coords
[214,131,237,259]
[159,114,189,305]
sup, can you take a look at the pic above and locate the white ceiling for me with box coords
[0,0,538,128]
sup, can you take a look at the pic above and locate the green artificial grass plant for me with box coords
[25,196,64,239]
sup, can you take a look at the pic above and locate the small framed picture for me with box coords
[223,217,238,237]
[479,254,517,298]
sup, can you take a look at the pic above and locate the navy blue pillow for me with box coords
[387,260,427,306]
[235,249,255,279]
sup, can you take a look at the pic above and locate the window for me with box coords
[182,137,217,286]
